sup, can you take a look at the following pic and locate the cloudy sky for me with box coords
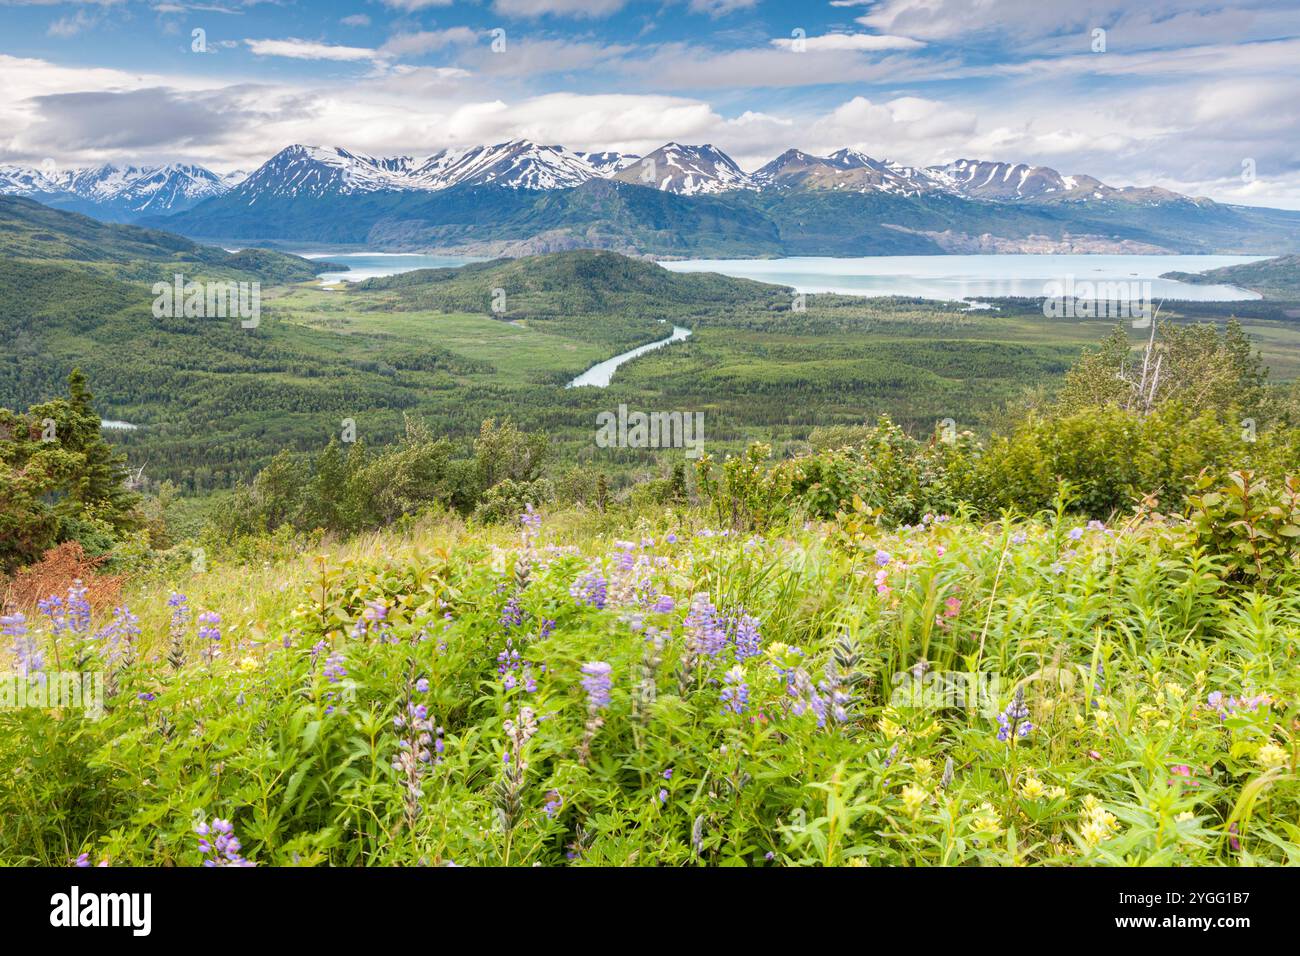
[2,0,1298,207]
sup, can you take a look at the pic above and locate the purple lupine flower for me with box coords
[1011,531,1027,545]
[651,594,675,614]
[196,818,255,867]
[538,618,556,640]
[65,580,91,636]
[197,611,221,642]
[393,679,438,823]
[167,593,190,628]
[731,613,762,661]
[100,606,141,662]
[543,790,564,818]
[614,541,637,573]
[570,570,608,609]
[875,550,891,567]
[323,652,346,683]
[580,661,612,711]
[37,595,68,636]
[658,789,668,803]
[351,600,388,639]
[685,594,727,657]
[415,677,430,693]
[1068,527,1084,541]
[1207,690,1272,718]
[720,665,749,714]
[996,688,1033,742]
[497,639,538,693]
[883,742,899,768]
[500,595,524,629]
[3,612,43,676]
[520,503,542,535]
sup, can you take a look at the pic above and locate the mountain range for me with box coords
[0,162,246,221]
[6,139,1300,257]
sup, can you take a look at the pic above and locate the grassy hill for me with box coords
[1162,254,1300,299]
[0,196,339,287]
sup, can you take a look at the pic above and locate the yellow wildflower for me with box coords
[901,784,928,817]
[1079,797,1121,847]
[1256,741,1288,770]
[1019,776,1047,800]
[969,802,1001,835]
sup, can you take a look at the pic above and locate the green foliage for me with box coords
[1059,320,1271,418]
[3,503,1298,866]
[1188,470,1300,584]
[973,403,1291,517]
[783,417,977,524]
[472,477,554,525]
[0,368,139,572]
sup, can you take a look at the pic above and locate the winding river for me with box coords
[566,325,692,388]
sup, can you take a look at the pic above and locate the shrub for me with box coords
[1188,470,1300,584]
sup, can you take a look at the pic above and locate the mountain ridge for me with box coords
[11,139,1300,258]
[2,138,1230,215]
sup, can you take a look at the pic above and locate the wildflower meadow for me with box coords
[2,492,1296,868]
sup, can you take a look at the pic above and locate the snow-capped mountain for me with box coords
[3,141,1204,227]
[611,143,758,195]
[226,145,418,201]
[923,158,1188,205]
[0,164,62,195]
[754,148,930,196]
[414,140,601,191]
[106,164,232,213]
[0,160,241,218]
[574,150,640,176]
[228,140,609,200]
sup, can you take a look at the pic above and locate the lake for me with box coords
[304,251,1267,301]
[303,252,481,285]
[658,254,1268,302]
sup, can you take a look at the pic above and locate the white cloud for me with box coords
[768,33,925,52]
[490,0,627,18]
[244,38,378,62]
[380,28,480,58]
[3,23,1299,211]
[688,0,759,16]
[380,0,454,10]
[341,14,371,28]
[47,10,101,37]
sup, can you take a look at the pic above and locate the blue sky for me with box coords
[2,0,1299,206]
